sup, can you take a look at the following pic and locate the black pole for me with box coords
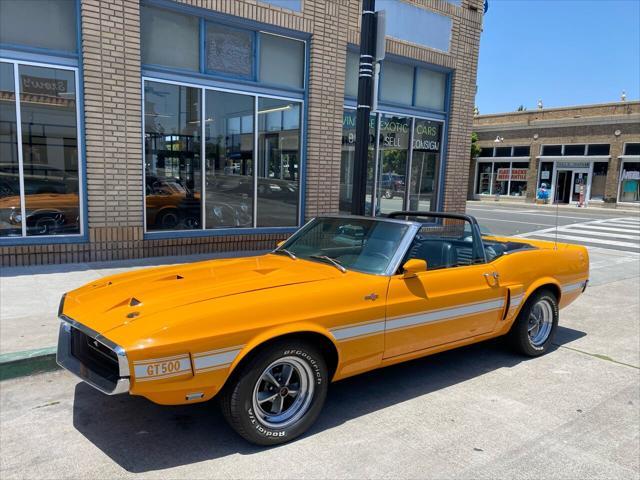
[351,0,376,216]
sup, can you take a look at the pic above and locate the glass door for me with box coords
[376,114,409,215]
[571,171,589,203]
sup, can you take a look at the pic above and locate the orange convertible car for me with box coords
[57,212,589,444]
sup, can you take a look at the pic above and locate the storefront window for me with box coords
[509,162,528,197]
[492,162,510,196]
[538,161,553,189]
[0,62,20,237]
[204,90,254,229]
[144,81,202,231]
[339,110,377,214]
[13,64,81,237]
[205,23,253,77]
[590,162,608,200]
[0,0,77,53]
[476,163,492,195]
[409,120,440,211]
[141,6,200,71]
[619,162,640,203]
[414,68,446,111]
[257,98,301,227]
[259,34,305,89]
[377,114,409,214]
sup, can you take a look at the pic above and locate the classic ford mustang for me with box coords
[57,212,589,445]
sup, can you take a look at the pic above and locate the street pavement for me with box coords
[0,201,639,479]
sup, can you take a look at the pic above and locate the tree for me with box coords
[470,132,482,160]
[517,104,527,111]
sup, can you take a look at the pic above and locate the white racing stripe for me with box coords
[192,346,242,373]
[331,320,386,341]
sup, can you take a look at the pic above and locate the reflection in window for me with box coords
[19,65,80,236]
[476,163,492,195]
[339,110,377,214]
[0,62,21,237]
[144,81,201,231]
[204,90,254,228]
[377,114,409,214]
[257,98,301,227]
[409,120,440,211]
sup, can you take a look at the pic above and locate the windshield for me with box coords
[278,217,410,275]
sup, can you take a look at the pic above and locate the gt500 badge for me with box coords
[133,354,192,382]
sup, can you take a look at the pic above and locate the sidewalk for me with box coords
[467,198,640,214]
[0,250,266,378]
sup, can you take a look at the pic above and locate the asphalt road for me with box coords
[466,202,640,253]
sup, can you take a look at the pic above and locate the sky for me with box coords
[475,0,640,114]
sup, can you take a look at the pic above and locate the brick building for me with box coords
[470,102,640,206]
[0,0,483,266]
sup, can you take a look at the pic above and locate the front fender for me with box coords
[227,321,341,380]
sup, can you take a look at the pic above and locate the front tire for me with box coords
[509,289,559,356]
[219,341,328,445]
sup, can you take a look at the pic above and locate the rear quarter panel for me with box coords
[487,237,589,335]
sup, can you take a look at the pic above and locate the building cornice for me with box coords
[473,113,640,132]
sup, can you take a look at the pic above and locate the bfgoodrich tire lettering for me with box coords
[219,341,328,446]
[509,289,559,357]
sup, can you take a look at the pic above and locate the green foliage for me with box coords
[470,132,482,160]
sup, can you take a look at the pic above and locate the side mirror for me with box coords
[276,240,286,248]
[402,259,427,278]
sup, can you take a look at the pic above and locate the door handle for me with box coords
[483,272,500,287]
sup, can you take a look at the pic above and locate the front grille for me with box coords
[70,327,120,384]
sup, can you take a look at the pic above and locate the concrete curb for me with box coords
[0,347,59,381]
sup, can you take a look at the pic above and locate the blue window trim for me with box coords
[144,0,310,41]
[0,0,88,246]
[144,227,298,241]
[142,67,305,100]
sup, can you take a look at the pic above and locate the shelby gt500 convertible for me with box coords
[57,212,589,444]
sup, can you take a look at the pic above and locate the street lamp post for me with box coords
[351,0,377,216]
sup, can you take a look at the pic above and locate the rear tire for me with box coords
[509,289,559,357]
[219,341,328,445]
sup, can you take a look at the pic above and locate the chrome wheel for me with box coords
[528,298,554,346]
[252,356,314,429]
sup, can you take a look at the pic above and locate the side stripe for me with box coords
[331,320,386,341]
[193,347,242,373]
[385,298,505,332]
[510,294,524,308]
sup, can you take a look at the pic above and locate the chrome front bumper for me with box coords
[56,315,130,395]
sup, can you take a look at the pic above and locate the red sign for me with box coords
[496,168,528,181]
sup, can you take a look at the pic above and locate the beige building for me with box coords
[471,102,640,207]
[0,0,483,266]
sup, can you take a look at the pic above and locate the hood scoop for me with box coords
[129,297,142,306]
[254,268,278,275]
[158,274,184,281]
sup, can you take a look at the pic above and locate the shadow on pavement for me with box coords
[72,326,586,473]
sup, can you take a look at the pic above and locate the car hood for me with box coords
[62,254,335,336]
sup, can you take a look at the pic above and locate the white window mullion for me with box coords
[13,62,27,237]
[253,95,258,228]
[201,88,206,230]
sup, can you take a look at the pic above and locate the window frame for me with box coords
[141,0,307,94]
[0,57,86,244]
[142,76,305,237]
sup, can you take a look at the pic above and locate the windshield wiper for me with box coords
[273,248,297,260]
[309,255,346,273]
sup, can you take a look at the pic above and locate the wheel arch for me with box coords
[225,325,341,387]
[524,277,562,305]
